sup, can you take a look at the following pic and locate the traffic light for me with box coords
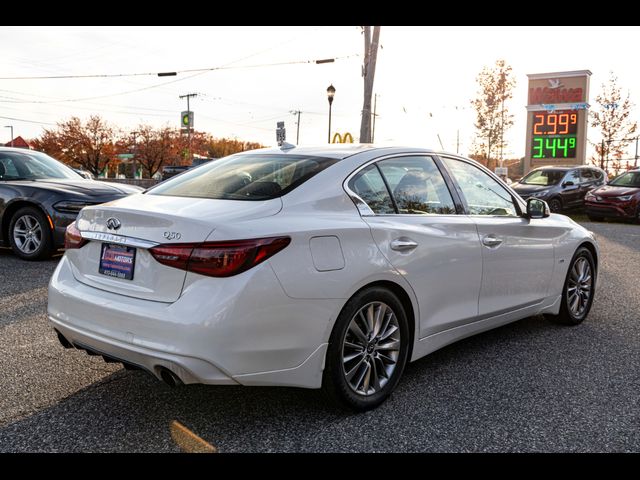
[181,111,194,131]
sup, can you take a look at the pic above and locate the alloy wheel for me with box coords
[566,257,593,317]
[341,302,401,396]
[12,214,43,254]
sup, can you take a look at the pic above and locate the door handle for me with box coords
[390,238,418,252]
[482,235,503,248]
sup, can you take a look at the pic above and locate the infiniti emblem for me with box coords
[106,217,121,230]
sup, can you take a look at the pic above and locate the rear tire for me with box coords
[8,206,53,260]
[322,287,410,411]
[546,247,596,326]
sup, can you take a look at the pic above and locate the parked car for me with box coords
[0,147,143,260]
[72,168,94,180]
[585,169,640,223]
[49,145,599,411]
[161,165,190,181]
[512,166,607,213]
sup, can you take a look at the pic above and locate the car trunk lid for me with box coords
[67,193,282,302]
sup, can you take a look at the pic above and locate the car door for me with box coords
[561,169,583,208]
[579,168,596,205]
[439,156,559,317]
[347,155,483,338]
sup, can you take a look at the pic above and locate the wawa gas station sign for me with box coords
[523,70,591,173]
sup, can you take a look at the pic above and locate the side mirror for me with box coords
[562,181,574,187]
[527,198,550,219]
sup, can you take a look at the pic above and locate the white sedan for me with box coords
[48,146,598,411]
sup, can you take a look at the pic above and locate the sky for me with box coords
[2,26,640,160]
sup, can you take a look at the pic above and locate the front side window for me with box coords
[149,154,338,200]
[565,170,581,185]
[348,164,395,214]
[377,156,456,215]
[581,169,594,183]
[442,157,518,216]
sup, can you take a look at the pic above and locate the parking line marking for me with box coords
[170,420,217,453]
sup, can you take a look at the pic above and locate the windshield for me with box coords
[0,150,81,180]
[148,153,339,200]
[609,171,640,188]
[520,169,565,186]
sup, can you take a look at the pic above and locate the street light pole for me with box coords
[327,84,335,144]
[4,126,13,147]
[131,131,139,179]
[291,110,301,144]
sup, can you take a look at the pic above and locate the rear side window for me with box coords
[148,154,338,200]
[348,164,395,214]
[378,156,456,215]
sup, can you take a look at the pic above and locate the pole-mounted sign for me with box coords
[181,111,194,131]
[524,70,591,174]
[276,121,286,146]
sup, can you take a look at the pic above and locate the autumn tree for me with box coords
[127,125,175,178]
[206,138,263,158]
[32,116,117,177]
[470,59,516,170]
[590,72,637,174]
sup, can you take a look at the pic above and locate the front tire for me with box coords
[322,287,410,411]
[8,206,53,260]
[547,247,596,325]
[548,197,562,213]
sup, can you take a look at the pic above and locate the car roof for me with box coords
[531,165,601,172]
[239,144,437,160]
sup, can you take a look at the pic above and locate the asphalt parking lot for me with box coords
[0,221,639,453]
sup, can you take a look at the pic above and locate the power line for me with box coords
[0,54,358,81]
[0,114,56,126]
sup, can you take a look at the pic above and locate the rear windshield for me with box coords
[520,169,565,186]
[148,154,339,200]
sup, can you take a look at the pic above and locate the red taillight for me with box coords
[149,236,291,278]
[64,222,87,250]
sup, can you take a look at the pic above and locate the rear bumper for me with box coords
[48,255,341,388]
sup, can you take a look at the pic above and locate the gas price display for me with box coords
[530,110,578,159]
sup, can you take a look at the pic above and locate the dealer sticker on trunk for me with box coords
[99,243,136,280]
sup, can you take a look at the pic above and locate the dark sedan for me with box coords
[512,166,607,213]
[585,170,640,223]
[0,147,142,260]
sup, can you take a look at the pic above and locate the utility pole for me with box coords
[359,26,381,143]
[291,110,302,144]
[4,126,13,147]
[179,93,197,163]
[371,94,378,143]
